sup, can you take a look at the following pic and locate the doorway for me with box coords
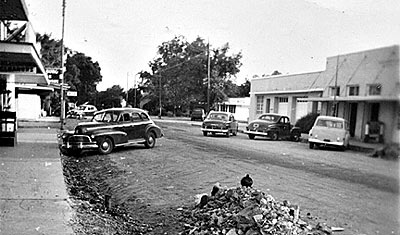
[349,103,358,137]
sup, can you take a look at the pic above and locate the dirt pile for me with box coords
[178,185,332,235]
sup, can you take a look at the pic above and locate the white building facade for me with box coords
[249,45,399,144]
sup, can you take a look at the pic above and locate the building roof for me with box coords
[0,0,29,21]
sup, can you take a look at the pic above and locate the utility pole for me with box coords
[126,72,129,105]
[60,0,66,130]
[159,73,162,118]
[333,54,339,117]
[207,39,211,113]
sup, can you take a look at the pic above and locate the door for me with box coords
[278,97,288,116]
[295,99,309,121]
[278,116,291,137]
[349,103,357,137]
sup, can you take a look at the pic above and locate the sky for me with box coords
[24,0,400,91]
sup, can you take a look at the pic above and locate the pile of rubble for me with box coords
[179,185,333,235]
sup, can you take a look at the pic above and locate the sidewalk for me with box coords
[0,127,73,235]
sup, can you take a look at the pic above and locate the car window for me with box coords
[120,113,131,122]
[103,112,118,122]
[131,113,142,122]
[93,112,104,122]
[259,115,279,122]
[209,113,227,120]
[317,119,344,129]
[140,112,150,121]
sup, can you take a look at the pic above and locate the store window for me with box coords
[256,96,264,114]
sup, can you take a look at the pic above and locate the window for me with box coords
[330,86,340,96]
[131,113,142,122]
[368,84,381,95]
[278,97,288,103]
[228,105,236,113]
[348,85,359,96]
[256,96,264,114]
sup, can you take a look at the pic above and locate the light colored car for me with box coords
[308,115,350,151]
[67,104,97,119]
[201,111,238,137]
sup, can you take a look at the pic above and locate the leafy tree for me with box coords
[143,36,242,115]
[237,79,251,97]
[37,33,63,68]
[96,85,124,109]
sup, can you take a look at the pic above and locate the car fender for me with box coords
[290,126,301,134]
[145,124,163,138]
[91,130,128,144]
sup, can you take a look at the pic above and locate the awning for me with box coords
[304,96,399,102]
[0,42,49,85]
[0,0,29,21]
[250,88,324,95]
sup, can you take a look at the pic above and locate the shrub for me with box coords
[295,113,319,133]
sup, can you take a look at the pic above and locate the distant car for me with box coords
[201,111,238,137]
[308,115,350,151]
[191,108,206,121]
[59,107,163,155]
[67,104,97,119]
[244,113,301,141]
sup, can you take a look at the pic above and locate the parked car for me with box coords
[201,111,238,137]
[59,107,163,155]
[67,104,97,119]
[244,113,301,141]
[308,115,350,151]
[191,108,206,121]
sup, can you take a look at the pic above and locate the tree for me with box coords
[237,79,251,97]
[96,85,125,109]
[143,36,242,115]
[65,52,102,105]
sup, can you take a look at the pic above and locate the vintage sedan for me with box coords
[201,111,238,137]
[59,108,163,155]
[308,115,350,150]
[245,113,301,141]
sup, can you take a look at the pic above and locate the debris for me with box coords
[179,184,333,235]
[240,174,253,187]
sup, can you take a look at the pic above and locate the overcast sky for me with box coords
[25,0,400,91]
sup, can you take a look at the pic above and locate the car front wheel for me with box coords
[309,142,315,149]
[144,132,156,148]
[248,134,255,140]
[203,131,207,136]
[271,132,279,141]
[97,137,114,154]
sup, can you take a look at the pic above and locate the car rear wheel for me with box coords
[226,131,230,137]
[97,137,114,154]
[203,131,207,136]
[309,142,315,149]
[144,132,156,148]
[291,133,300,142]
[248,134,255,140]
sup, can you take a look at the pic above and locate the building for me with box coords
[216,97,250,122]
[249,45,399,144]
[0,0,53,120]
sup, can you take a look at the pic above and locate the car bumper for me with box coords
[201,128,229,133]
[244,130,271,137]
[59,135,98,150]
[308,138,344,146]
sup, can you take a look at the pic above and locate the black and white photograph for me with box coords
[0,0,399,234]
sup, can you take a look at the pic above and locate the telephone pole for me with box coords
[60,0,66,130]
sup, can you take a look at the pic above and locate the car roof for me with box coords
[316,115,346,121]
[259,113,285,117]
[95,107,148,114]
[209,111,233,115]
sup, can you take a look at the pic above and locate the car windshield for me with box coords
[258,114,279,122]
[77,106,86,110]
[316,119,344,129]
[208,113,228,121]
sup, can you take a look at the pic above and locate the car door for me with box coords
[118,112,136,140]
[278,116,291,137]
[130,111,148,140]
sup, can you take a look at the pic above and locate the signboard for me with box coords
[67,91,77,97]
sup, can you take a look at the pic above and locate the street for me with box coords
[63,119,399,234]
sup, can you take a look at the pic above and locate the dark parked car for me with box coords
[201,111,238,137]
[59,108,163,155]
[191,108,206,121]
[244,113,301,141]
